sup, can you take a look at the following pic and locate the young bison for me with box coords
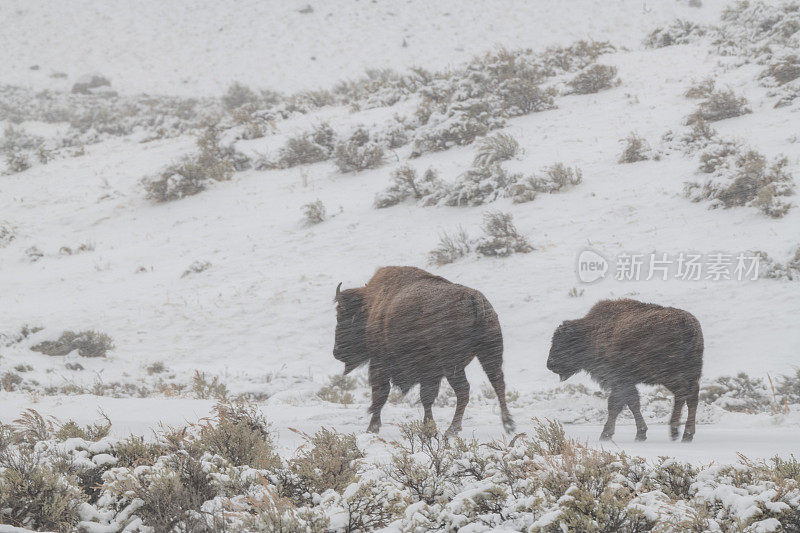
[333,266,515,435]
[547,299,703,442]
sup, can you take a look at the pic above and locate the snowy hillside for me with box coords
[1,1,800,530]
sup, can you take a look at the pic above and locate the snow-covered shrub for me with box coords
[273,122,337,168]
[644,19,706,48]
[103,451,219,532]
[761,54,800,86]
[317,374,356,404]
[302,200,327,225]
[538,485,654,533]
[222,82,261,110]
[333,139,385,172]
[338,478,407,531]
[0,450,87,532]
[686,88,751,123]
[473,132,521,166]
[567,64,619,94]
[4,149,31,173]
[239,485,330,532]
[684,77,716,99]
[374,165,443,208]
[700,372,773,412]
[54,416,111,442]
[0,221,15,247]
[1,371,23,391]
[191,370,228,399]
[442,163,519,207]
[685,145,795,217]
[777,368,800,403]
[618,132,652,163]
[496,79,557,116]
[406,41,610,157]
[410,100,503,156]
[181,260,211,277]
[528,418,568,455]
[429,227,472,265]
[753,246,800,280]
[384,421,455,504]
[280,428,364,503]
[71,74,112,95]
[144,126,235,202]
[1,125,46,174]
[475,211,533,258]
[640,457,699,500]
[712,0,800,59]
[661,119,718,155]
[3,411,800,532]
[30,330,114,358]
[195,400,281,469]
[509,163,583,203]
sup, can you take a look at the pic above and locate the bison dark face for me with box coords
[333,283,369,374]
[547,320,589,381]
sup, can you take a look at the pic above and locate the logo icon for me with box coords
[576,249,609,283]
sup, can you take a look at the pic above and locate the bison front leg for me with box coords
[600,387,626,441]
[419,377,441,429]
[445,369,469,436]
[367,363,390,434]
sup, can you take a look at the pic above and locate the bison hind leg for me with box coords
[669,386,687,441]
[682,381,700,442]
[444,369,470,436]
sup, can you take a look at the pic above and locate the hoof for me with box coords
[366,424,380,434]
[444,425,462,437]
[599,433,613,441]
[670,428,680,441]
[503,418,516,435]
[635,433,647,442]
[682,433,694,443]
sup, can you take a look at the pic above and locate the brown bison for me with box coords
[333,266,515,435]
[547,299,703,442]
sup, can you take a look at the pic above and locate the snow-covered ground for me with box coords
[1,0,799,470]
[2,0,726,96]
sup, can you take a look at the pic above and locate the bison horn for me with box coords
[335,282,342,298]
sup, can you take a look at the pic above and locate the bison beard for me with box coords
[333,266,515,435]
[547,299,704,442]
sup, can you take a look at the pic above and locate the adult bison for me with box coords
[547,299,703,442]
[333,266,515,435]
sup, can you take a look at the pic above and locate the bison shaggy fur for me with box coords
[547,299,703,442]
[333,266,514,435]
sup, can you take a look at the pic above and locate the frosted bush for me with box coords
[618,133,652,163]
[429,227,472,266]
[475,211,533,258]
[567,64,619,94]
[333,140,385,173]
[221,82,260,110]
[473,132,521,166]
[686,88,751,123]
[143,126,235,202]
[685,144,795,217]
[30,330,114,358]
[2,411,800,531]
[302,200,327,225]
[644,19,706,48]
[374,165,443,208]
[273,122,338,168]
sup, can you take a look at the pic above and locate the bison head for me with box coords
[333,282,369,374]
[547,320,589,382]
